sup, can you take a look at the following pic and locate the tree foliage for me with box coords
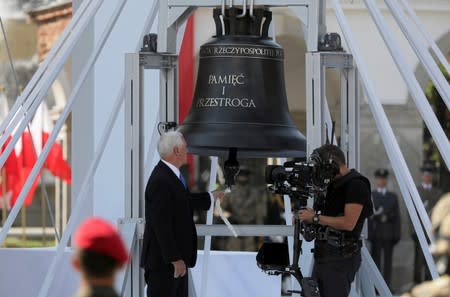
[424,64,450,191]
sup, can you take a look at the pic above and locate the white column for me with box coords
[73,0,160,222]
[72,0,95,218]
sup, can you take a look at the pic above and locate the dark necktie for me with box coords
[179,173,187,189]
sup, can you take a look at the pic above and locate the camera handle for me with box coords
[288,206,321,297]
[292,212,303,280]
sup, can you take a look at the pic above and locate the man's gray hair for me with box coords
[157,131,185,157]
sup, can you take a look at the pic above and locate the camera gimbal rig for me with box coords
[257,192,321,297]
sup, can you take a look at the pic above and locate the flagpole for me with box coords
[61,123,68,232]
[1,168,7,225]
[55,176,61,243]
[41,185,46,245]
[21,205,26,241]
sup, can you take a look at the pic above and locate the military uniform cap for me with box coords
[75,217,129,265]
[420,163,436,173]
[374,168,389,178]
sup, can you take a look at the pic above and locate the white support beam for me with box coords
[306,53,325,152]
[0,0,106,172]
[125,53,145,297]
[168,0,310,7]
[116,219,138,296]
[0,0,96,144]
[364,0,450,169]
[200,157,219,297]
[360,247,392,297]
[306,0,319,52]
[385,0,450,110]
[0,0,127,246]
[169,6,196,29]
[158,1,179,125]
[399,0,450,75]
[196,224,295,237]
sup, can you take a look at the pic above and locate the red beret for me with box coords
[74,217,129,265]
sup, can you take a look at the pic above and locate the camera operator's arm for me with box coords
[298,204,363,231]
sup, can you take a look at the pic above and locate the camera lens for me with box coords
[265,165,285,184]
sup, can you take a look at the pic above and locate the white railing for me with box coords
[0,0,105,169]
[332,0,439,279]
[0,0,93,139]
[384,0,450,110]
[0,0,121,246]
[365,0,450,170]
[399,0,450,76]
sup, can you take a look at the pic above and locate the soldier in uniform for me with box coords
[72,217,129,297]
[368,168,401,288]
[221,167,266,251]
[413,163,443,284]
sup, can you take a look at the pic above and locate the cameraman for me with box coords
[298,144,373,297]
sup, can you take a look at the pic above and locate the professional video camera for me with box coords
[266,149,338,201]
[256,147,340,297]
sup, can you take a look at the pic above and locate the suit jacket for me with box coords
[140,161,211,272]
[368,190,401,242]
[418,185,442,215]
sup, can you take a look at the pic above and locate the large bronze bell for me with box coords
[179,7,306,162]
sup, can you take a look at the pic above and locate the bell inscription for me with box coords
[196,73,256,109]
[200,45,283,59]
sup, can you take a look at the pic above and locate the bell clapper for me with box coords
[224,148,240,188]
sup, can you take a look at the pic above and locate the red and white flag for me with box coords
[13,106,40,207]
[33,102,71,184]
[9,101,72,207]
[0,92,20,209]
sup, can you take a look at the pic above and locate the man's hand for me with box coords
[172,259,186,278]
[298,208,315,223]
[212,190,225,202]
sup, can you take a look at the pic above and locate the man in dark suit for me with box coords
[368,168,401,288]
[141,131,224,297]
[412,163,443,284]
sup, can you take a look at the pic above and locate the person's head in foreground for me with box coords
[72,217,129,293]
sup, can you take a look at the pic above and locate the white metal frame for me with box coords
[124,51,178,297]
[125,0,440,296]
[306,52,358,166]
[0,0,445,296]
[0,0,106,171]
[124,2,326,296]
[398,0,450,75]
[384,0,450,109]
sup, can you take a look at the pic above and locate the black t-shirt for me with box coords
[322,169,373,239]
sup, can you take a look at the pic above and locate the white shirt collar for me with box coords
[377,188,387,195]
[161,159,180,178]
[422,183,432,190]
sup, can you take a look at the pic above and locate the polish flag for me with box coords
[13,110,41,207]
[0,92,21,209]
[10,101,72,207]
[33,102,71,184]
